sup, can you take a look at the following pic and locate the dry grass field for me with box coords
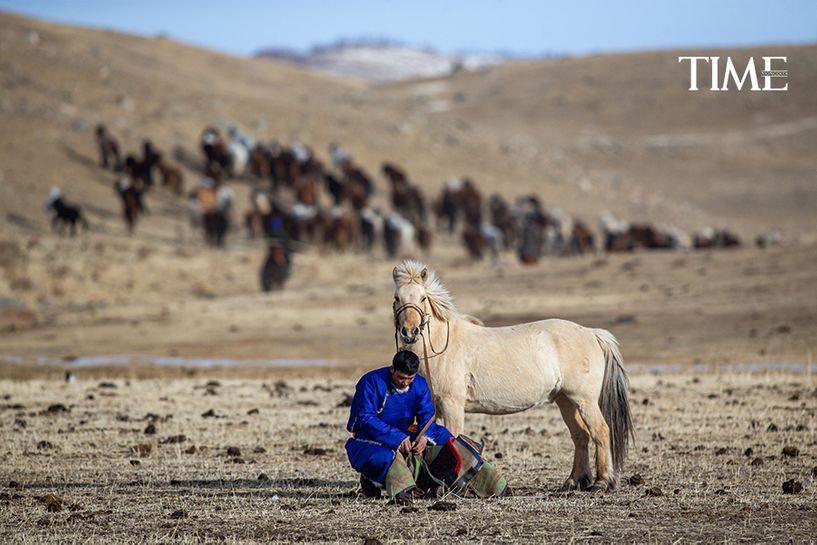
[1,371,815,543]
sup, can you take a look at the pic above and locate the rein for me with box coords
[392,301,451,442]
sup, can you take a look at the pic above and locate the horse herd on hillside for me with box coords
[44,123,770,290]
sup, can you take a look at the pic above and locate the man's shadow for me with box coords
[21,477,359,500]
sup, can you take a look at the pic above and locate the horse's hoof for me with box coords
[587,481,609,493]
[560,474,593,492]
[558,479,577,492]
[577,475,593,491]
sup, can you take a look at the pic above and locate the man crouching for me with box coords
[345,350,509,503]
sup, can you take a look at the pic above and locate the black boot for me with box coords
[360,475,381,498]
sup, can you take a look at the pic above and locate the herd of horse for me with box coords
[43,123,758,289]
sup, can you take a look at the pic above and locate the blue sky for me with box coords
[1,0,814,57]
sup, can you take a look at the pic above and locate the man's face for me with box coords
[390,367,416,390]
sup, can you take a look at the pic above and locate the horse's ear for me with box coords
[392,266,399,283]
[420,268,428,283]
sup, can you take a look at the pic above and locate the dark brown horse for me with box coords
[433,180,462,234]
[201,127,231,174]
[489,194,518,248]
[157,156,184,196]
[605,222,678,252]
[462,224,484,260]
[45,189,89,236]
[566,220,596,255]
[249,143,272,179]
[95,124,121,170]
[322,206,359,252]
[342,164,374,211]
[260,243,291,291]
[694,228,741,249]
[141,140,161,188]
[114,177,143,234]
[460,178,483,227]
[383,162,411,211]
[270,147,301,190]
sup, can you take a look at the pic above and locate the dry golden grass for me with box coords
[1,371,815,543]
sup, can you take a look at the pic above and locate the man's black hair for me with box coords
[392,350,420,375]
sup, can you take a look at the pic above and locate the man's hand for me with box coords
[398,437,412,454]
[411,435,428,455]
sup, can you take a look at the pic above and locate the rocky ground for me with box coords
[1,372,815,543]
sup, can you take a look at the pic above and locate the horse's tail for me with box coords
[594,328,634,475]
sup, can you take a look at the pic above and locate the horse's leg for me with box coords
[437,396,465,437]
[577,401,613,492]
[555,395,593,491]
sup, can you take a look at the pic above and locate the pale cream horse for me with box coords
[392,259,634,491]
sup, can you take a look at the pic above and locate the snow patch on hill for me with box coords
[255,41,512,82]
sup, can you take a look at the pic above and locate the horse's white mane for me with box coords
[393,259,456,321]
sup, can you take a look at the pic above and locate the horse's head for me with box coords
[393,266,430,345]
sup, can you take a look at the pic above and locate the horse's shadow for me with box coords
[61,144,100,171]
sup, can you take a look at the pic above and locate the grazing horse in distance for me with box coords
[328,142,352,170]
[694,227,741,249]
[383,162,411,209]
[342,164,374,211]
[489,194,518,249]
[517,217,544,264]
[44,187,89,236]
[141,140,161,188]
[415,223,433,255]
[566,220,596,255]
[288,203,324,244]
[383,213,416,258]
[322,206,359,252]
[227,140,249,178]
[193,175,233,246]
[599,211,634,252]
[462,224,502,262]
[260,216,292,292]
[434,178,462,234]
[124,154,151,192]
[462,224,484,260]
[391,260,634,492]
[359,207,383,253]
[457,177,483,228]
[114,177,143,234]
[514,196,551,263]
[156,155,184,196]
[601,212,690,252]
[324,173,345,206]
[249,143,272,179]
[244,190,274,239]
[95,124,121,170]
[201,127,231,174]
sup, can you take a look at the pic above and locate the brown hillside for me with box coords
[0,12,815,368]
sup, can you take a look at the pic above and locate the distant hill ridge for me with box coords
[254,38,517,81]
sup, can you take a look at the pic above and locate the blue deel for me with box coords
[345,366,453,485]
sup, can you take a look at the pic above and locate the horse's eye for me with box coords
[394,296,399,302]
[421,297,427,302]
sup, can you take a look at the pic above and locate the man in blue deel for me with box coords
[345,350,509,503]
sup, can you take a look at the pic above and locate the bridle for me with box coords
[392,298,451,441]
[392,301,450,358]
